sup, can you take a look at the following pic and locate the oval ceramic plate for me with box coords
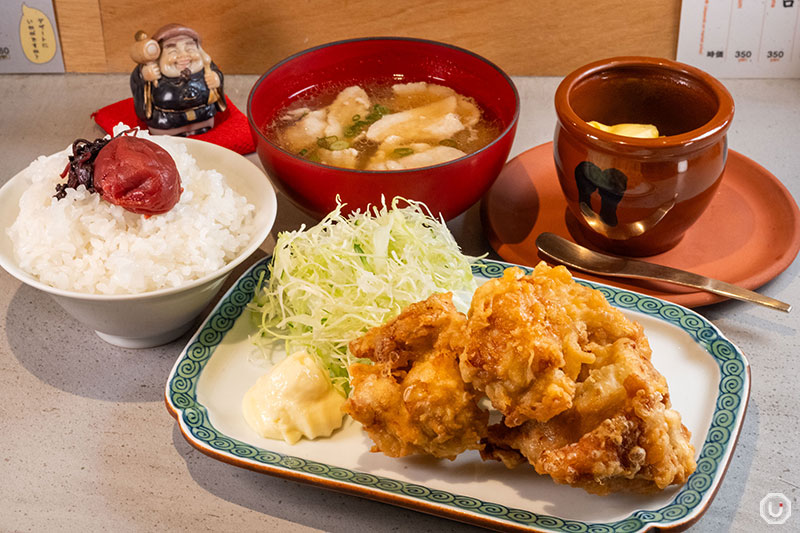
[482,142,800,308]
[165,257,750,532]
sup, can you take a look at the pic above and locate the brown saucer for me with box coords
[482,142,800,308]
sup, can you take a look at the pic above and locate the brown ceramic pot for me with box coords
[554,56,734,256]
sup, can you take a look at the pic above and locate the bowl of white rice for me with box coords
[0,126,277,348]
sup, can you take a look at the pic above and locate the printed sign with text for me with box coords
[0,1,65,73]
[677,0,800,78]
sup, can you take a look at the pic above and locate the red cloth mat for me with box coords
[91,96,256,155]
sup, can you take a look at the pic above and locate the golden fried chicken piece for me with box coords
[460,264,644,427]
[344,292,488,460]
[481,334,696,494]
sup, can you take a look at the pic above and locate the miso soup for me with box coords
[262,81,501,171]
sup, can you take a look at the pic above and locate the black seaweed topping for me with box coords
[54,129,138,200]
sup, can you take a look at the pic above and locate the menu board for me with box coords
[677,0,800,78]
[0,0,64,73]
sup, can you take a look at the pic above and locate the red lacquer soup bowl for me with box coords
[247,37,519,220]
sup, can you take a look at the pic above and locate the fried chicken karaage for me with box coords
[344,263,696,494]
[481,334,696,494]
[343,292,488,460]
[459,264,644,427]
[477,266,696,494]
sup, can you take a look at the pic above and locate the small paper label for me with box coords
[676,0,800,78]
[0,0,65,73]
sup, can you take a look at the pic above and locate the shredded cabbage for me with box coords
[248,197,477,395]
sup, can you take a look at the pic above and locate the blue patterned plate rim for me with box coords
[165,256,750,533]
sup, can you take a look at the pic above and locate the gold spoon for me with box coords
[536,232,791,312]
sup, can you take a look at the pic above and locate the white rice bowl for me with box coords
[7,125,257,295]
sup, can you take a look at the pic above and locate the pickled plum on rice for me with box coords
[266,82,501,170]
[93,135,182,215]
[54,131,182,216]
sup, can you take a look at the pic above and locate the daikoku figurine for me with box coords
[129,23,226,136]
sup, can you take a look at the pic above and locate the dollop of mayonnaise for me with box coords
[587,121,660,138]
[242,351,345,444]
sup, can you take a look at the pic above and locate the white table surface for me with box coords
[0,73,798,532]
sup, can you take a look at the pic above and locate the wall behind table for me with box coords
[54,0,681,75]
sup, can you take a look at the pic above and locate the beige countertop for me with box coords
[1,74,799,532]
